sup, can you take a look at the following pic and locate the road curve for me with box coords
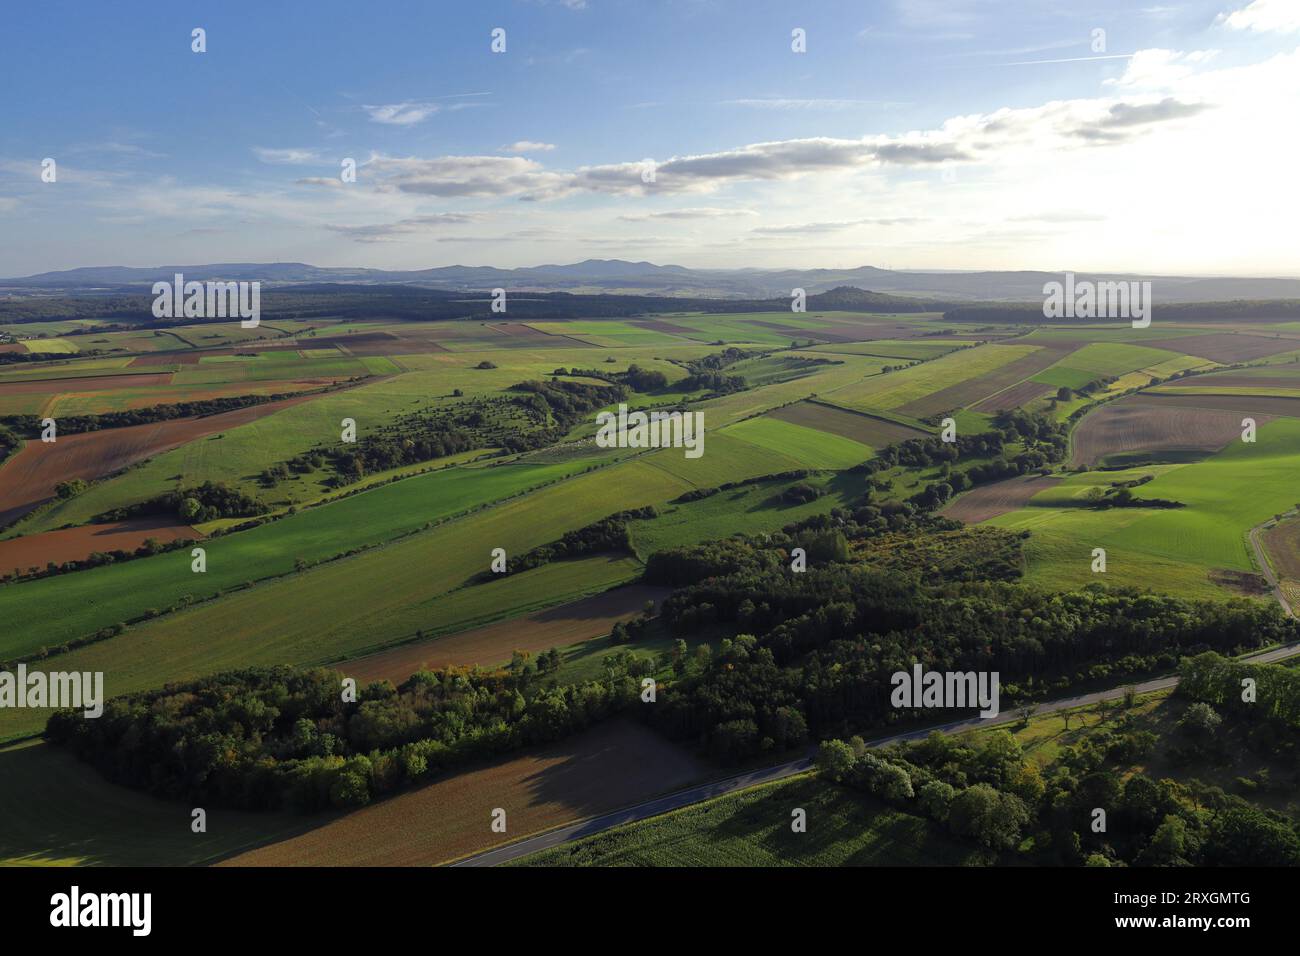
[1249,512,1295,617]
[455,639,1300,867]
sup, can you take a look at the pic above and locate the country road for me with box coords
[454,638,1300,867]
[1249,512,1296,617]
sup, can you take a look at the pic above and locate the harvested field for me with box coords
[1157,373,1300,390]
[767,400,927,446]
[1169,333,1295,364]
[220,720,711,866]
[1133,392,1300,418]
[0,391,322,527]
[1068,395,1278,468]
[941,474,1060,524]
[896,345,1072,418]
[0,516,200,575]
[971,378,1053,413]
[0,372,173,395]
[343,584,670,685]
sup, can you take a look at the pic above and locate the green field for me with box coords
[721,415,874,469]
[990,416,1300,597]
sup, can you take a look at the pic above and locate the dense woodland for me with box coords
[46,662,646,812]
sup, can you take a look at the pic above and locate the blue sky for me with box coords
[2,0,1298,275]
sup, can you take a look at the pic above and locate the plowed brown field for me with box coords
[1069,395,1277,468]
[0,517,200,575]
[941,474,1060,523]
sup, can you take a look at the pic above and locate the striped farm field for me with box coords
[827,343,1040,414]
[721,416,873,469]
[767,400,929,447]
[0,457,630,662]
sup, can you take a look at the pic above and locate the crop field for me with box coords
[1029,342,1185,390]
[720,415,874,469]
[1068,395,1277,468]
[628,472,864,558]
[1168,332,1300,364]
[0,391,327,528]
[992,417,1300,597]
[343,584,670,685]
[767,400,929,446]
[827,343,1040,415]
[0,458,626,661]
[897,343,1075,417]
[941,474,1061,524]
[222,720,712,866]
[0,517,199,576]
[516,772,980,867]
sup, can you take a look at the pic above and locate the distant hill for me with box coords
[4,259,1300,303]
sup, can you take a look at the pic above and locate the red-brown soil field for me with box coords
[343,584,670,685]
[0,516,200,575]
[219,719,711,866]
[0,391,323,526]
[941,474,1060,523]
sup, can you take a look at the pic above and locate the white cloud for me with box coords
[502,141,557,153]
[253,147,325,165]
[364,102,441,125]
[619,207,757,221]
[1218,0,1300,33]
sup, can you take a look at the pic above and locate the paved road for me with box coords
[1249,513,1295,617]
[455,639,1300,866]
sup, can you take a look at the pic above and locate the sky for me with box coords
[2,0,1299,277]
